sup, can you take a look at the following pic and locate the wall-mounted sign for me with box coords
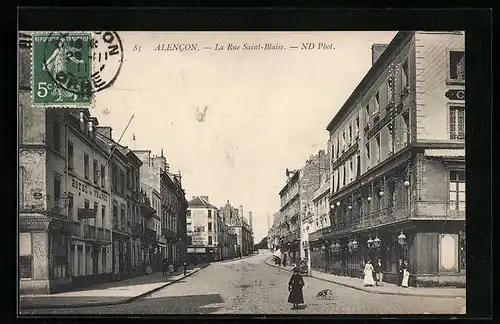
[33,192,43,200]
[191,233,206,246]
[71,176,109,202]
[78,208,96,219]
[445,89,465,101]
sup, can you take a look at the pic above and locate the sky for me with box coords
[92,31,398,243]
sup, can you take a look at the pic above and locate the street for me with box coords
[22,252,465,315]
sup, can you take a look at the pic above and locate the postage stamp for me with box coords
[31,31,124,107]
[32,32,93,107]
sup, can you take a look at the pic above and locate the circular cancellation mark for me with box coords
[42,31,124,96]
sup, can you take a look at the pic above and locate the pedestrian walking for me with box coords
[287,267,305,310]
[162,258,168,276]
[374,258,384,286]
[363,260,375,287]
[397,259,404,287]
[401,260,411,288]
[183,262,187,276]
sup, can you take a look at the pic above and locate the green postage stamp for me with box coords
[31,32,93,107]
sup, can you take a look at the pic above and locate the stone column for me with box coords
[73,242,78,276]
[32,232,49,280]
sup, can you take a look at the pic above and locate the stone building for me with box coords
[186,196,219,262]
[220,201,253,257]
[278,153,322,265]
[95,128,132,280]
[321,31,465,286]
[18,33,117,293]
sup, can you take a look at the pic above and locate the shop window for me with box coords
[102,247,107,273]
[19,233,32,279]
[449,51,465,82]
[50,233,67,279]
[450,106,465,140]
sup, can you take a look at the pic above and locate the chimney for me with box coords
[96,126,113,139]
[371,44,389,66]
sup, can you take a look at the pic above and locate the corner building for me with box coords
[324,31,465,286]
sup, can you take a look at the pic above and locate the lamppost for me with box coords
[397,230,407,260]
[347,238,359,277]
[367,235,382,261]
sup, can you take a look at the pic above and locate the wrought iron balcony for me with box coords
[83,224,111,242]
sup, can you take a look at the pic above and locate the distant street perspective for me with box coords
[22,251,465,315]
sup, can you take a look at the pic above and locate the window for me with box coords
[53,119,61,152]
[356,154,361,178]
[401,60,409,90]
[336,137,340,157]
[349,158,354,181]
[68,141,74,170]
[374,92,380,112]
[387,122,395,153]
[135,173,139,193]
[84,153,89,179]
[402,111,410,145]
[54,177,61,207]
[68,194,74,220]
[208,210,212,218]
[355,117,360,136]
[120,171,125,194]
[208,236,213,245]
[186,210,191,217]
[19,233,32,278]
[365,104,370,120]
[100,164,106,188]
[449,51,465,82]
[450,106,465,140]
[449,171,465,211]
[348,125,353,145]
[102,205,107,227]
[208,222,212,231]
[111,165,117,192]
[365,143,371,167]
[387,78,394,103]
[375,134,381,162]
[93,159,98,184]
[341,132,346,150]
[342,165,346,186]
[112,204,118,229]
[120,205,126,229]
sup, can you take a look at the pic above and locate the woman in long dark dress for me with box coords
[288,267,305,309]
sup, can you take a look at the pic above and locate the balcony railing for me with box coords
[82,224,111,242]
[327,201,464,236]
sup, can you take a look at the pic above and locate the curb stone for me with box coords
[20,263,211,310]
[265,258,464,300]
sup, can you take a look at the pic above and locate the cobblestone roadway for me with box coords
[23,253,465,315]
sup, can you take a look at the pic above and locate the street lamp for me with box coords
[336,201,340,207]
[398,230,407,260]
[403,180,410,188]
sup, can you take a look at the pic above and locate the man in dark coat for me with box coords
[288,267,305,309]
[397,259,403,286]
[374,258,384,286]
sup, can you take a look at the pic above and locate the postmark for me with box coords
[31,31,124,107]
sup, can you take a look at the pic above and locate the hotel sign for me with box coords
[71,176,109,202]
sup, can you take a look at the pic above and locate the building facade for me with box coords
[19,38,115,294]
[95,128,132,280]
[186,196,219,263]
[319,31,465,286]
[220,201,253,257]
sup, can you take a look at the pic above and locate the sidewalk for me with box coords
[265,258,465,299]
[20,263,210,310]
